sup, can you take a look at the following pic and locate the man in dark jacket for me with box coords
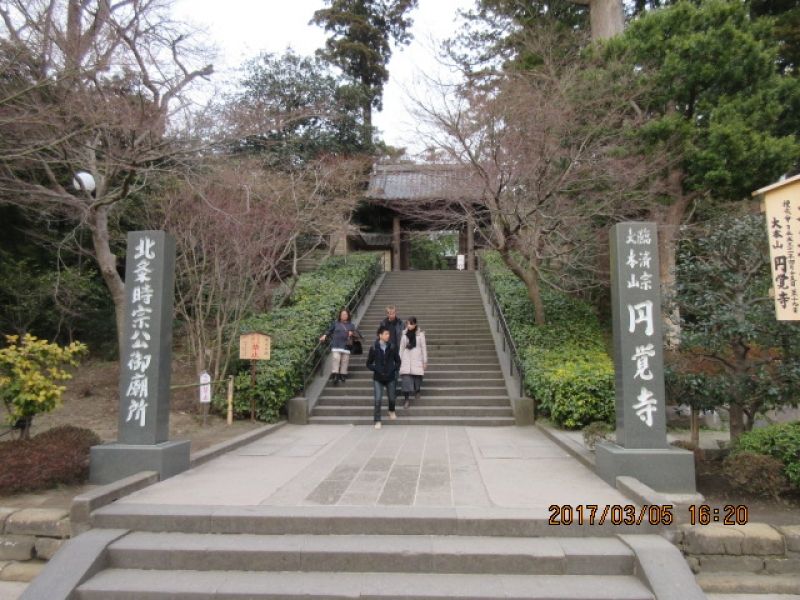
[366,326,401,429]
[379,305,404,349]
[379,305,404,392]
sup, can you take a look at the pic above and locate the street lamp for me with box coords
[72,171,96,193]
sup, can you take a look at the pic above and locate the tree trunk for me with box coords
[690,407,700,448]
[499,251,546,325]
[89,205,126,356]
[651,188,691,349]
[729,403,746,441]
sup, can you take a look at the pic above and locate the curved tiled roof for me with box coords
[366,163,483,202]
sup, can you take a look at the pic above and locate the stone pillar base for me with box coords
[512,397,534,426]
[288,396,309,425]
[89,440,190,484]
[596,441,696,493]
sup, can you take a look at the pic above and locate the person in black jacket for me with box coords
[366,325,401,429]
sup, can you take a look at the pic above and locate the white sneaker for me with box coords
[374,422,382,430]
[389,411,397,420]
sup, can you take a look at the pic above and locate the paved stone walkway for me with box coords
[120,425,630,510]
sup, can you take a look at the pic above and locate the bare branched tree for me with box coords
[156,156,368,380]
[0,0,213,354]
[402,28,673,324]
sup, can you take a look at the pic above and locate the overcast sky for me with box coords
[172,0,475,155]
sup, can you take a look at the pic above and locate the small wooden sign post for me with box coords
[239,332,271,422]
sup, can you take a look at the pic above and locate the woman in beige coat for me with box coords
[399,317,427,410]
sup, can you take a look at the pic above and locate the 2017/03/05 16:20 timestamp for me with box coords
[547,504,750,526]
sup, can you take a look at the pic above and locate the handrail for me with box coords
[477,255,526,399]
[299,256,382,392]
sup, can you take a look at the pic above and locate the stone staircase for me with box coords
[310,271,515,426]
[65,505,667,599]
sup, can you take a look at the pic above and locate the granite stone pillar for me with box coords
[596,222,696,493]
[90,231,190,484]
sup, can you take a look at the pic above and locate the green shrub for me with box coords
[731,422,800,489]
[583,421,612,450]
[213,253,380,422]
[0,425,101,494]
[722,451,790,499]
[481,252,614,429]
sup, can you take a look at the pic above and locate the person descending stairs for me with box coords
[310,271,515,426]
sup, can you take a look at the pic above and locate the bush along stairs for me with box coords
[310,271,515,426]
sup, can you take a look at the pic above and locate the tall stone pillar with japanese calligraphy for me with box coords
[595,222,697,493]
[89,231,190,484]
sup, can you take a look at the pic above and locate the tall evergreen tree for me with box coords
[311,0,418,146]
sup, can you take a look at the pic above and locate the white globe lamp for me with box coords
[72,171,96,193]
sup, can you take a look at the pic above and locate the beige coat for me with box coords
[399,330,427,376]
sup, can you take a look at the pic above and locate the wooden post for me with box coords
[249,360,257,422]
[392,216,401,271]
[466,217,475,271]
[226,376,234,425]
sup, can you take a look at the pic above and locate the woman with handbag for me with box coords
[398,317,427,409]
[319,308,362,384]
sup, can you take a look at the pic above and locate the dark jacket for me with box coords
[366,340,401,383]
[379,316,404,349]
[325,321,360,350]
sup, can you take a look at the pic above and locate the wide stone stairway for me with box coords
[310,270,516,426]
[72,504,660,599]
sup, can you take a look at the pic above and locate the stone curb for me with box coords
[70,471,159,536]
[19,528,128,600]
[619,534,706,600]
[534,421,596,469]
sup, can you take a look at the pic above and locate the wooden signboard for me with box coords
[754,174,800,321]
[239,332,271,361]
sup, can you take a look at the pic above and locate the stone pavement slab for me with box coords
[119,424,631,510]
[0,581,26,600]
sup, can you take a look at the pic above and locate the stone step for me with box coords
[696,573,800,595]
[90,504,654,537]
[347,363,502,371]
[322,386,509,397]
[315,397,512,407]
[312,406,514,417]
[76,570,654,599]
[336,374,506,382]
[309,415,516,426]
[106,532,634,576]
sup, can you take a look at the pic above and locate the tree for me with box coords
[156,156,368,380]
[0,0,213,357]
[404,27,668,324]
[226,50,369,166]
[0,334,87,439]
[673,213,800,441]
[444,0,589,86]
[608,0,800,342]
[311,0,418,144]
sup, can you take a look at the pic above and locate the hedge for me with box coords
[732,422,800,490]
[481,252,615,429]
[212,253,380,422]
[0,425,101,494]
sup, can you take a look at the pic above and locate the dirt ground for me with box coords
[0,356,264,508]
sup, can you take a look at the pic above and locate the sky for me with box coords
[172,0,475,155]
